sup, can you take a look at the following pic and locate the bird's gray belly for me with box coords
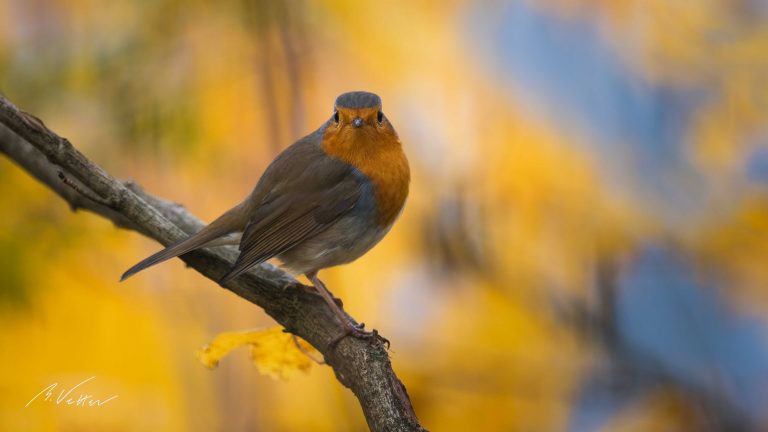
[277,213,391,275]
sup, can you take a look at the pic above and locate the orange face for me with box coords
[322,105,410,227]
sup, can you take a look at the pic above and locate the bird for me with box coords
[121,91,410,344]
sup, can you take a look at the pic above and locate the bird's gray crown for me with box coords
[335,91,381,109]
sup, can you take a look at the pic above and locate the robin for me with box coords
[121,91,410,343]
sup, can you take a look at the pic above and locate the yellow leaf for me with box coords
[196,327,319,380]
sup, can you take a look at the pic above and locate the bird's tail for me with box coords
[120,207,244,281]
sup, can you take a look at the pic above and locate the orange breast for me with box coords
[322,125,410,227]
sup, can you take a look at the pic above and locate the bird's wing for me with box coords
[218,142,362,284]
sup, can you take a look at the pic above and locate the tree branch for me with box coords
[0,94,425,432]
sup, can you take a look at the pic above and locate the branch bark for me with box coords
[0,94,425,432]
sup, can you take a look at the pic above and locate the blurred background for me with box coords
[2,0,768,430]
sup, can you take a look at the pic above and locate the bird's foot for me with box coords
[297,282,318,293]
[299,283,344,307]
[328,321,390,350]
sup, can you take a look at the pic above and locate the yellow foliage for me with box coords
[685,198,768,309]
[196,327,318,380]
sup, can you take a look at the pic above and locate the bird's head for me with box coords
[326,92,398,145]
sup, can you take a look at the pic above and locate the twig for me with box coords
[58,170,112,206]
[292,334,326,365]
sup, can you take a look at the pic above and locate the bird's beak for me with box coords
[352,117,364,128]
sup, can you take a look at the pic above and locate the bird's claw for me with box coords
[297,282,318,293]
[328,323,390,350]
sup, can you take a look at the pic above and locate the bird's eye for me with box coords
[376,111,384,124]
[333,111,339,123]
